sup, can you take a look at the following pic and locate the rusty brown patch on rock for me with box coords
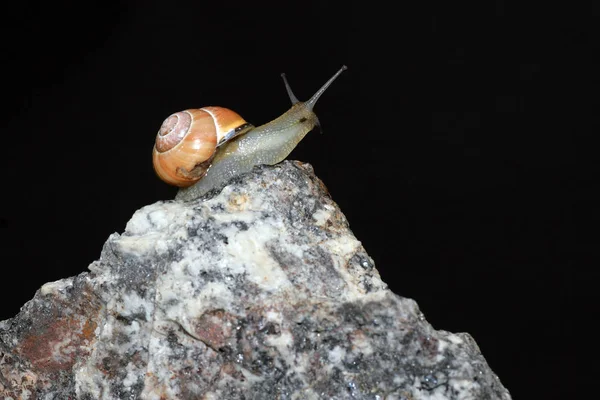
[15,282,102,373]
[192,309,238,351]
[419,334,440,359]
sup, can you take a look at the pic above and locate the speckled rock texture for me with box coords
[1,161,511,399]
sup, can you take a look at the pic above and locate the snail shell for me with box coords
[152,107,251,187]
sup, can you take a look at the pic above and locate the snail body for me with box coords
[152,66,347,200]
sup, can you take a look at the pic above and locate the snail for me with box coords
[152,65,347,201]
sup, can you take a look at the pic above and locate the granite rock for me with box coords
[0,161,512,399]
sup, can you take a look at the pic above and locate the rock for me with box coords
[0,161,512,399]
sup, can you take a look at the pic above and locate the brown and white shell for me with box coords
[152,107,248,187]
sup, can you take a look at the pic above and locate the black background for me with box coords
[1,1,597,398]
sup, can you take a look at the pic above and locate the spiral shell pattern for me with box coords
[152,107,247,187]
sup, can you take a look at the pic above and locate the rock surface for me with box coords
[0,161,512,399]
